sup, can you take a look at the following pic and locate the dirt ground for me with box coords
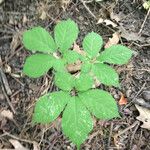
[0,0,150,150]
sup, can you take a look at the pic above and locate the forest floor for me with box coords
[0,0,150,150]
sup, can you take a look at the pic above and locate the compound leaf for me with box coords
[33,91,70,123]
[62,97,93,149]
[23,54,54,78]
[54,19,79,53]
[23,27,56,52]
[54,72,74,91]
[75,74,93,91]
[63,51,80,64]
[97,45,133,64]
[82,32,103,58]
[79,89,120,119]
[92,63,119,87]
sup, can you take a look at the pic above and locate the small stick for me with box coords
[114,120,139,138]
[138,8,150,35]
[80,0,116,33]
[0,76,16,114]
[4,131,33,144]
[107,122,114,148]
[0,68,12,95]
[80,0,97,19]
[0,46,23,67]
[130,121,140,148]
[124,82,146,109]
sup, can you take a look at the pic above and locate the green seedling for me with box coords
[22,19,133,149]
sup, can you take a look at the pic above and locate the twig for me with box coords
[138,8,150,35]
[114,120,139,138]
[134,98,150,109]
[0,46,23,67]
[107,122,114,148]
[80,0,97,19]
[0,73,16,114]
[80,0,116,33]
[0,68,12,95]
[3,131,34,144]
[130,121,140,149]
[124,82,146,109]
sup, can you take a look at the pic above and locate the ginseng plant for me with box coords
[22,19,133,149]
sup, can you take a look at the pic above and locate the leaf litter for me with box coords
[135,104,150,130]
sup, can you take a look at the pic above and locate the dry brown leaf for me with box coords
[104,19,118,27]
[67,61,81,73]
[66,43,85,73]
[60,0,71,10]
[9,139,29,150]
[105,32,120,48]
[37,2,48,20]
[22,14,28,24]
[110,12,121,22]
[97,18,117,27]
[0,109,13,120]
[33,142,40,150]
[39,10,47,20]
[4,64,12,73]
[10,34,21,51]
[135,104,150,130]
[119,26,145,42]
[118,94,127,105]
[73,42,86,56]
[0,0,4,4]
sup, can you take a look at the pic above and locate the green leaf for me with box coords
[62,97,93,148]
[54,72,74,91]
[33,91,70,123]
[63,51,80,64]
[97,45,133,65]
[79,89,120,119]
[53,59,66,72]
[54,19,79,52]
[92,63,119,87]
[23,54,54,78]
[81,63,92,73]
[23,27,56,53]
[82,32,103,58]
[75,74,93,91]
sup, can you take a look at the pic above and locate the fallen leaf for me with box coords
[97,18,117,27]
[73,42,86,56]
[135,104,150,130]
[37,2,48,20]
[105,32,120,48]
[10,34,21,51]
[39,10,47,20]
[97,18,104,24]
[60,0,71,10]
[4,64,12,73]
[33,141,40,150]
[9,139,29,150]
[110,12,121,22]
[0,109,13,120]
[22,14,28,24]
[0,0,4,4]
[118,94,127,105]
[104,19,117,27]
[67,62,81,73]
[119,26,145,42]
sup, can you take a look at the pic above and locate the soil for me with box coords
[0,0,150,150]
